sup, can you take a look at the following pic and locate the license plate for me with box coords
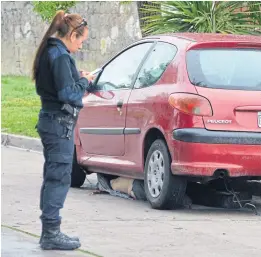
[258,112,261,128]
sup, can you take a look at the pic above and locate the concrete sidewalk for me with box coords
[1,226,90,257]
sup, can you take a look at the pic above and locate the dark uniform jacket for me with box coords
[36,37,91,111]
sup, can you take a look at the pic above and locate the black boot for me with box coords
[39,226,79,244]
[40,225,81,250]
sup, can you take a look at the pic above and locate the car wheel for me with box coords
[144,139,187,209]
[71,147,86,188]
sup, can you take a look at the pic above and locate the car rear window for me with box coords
[186,48,261,91]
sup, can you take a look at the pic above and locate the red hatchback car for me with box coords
[72,33,261,209]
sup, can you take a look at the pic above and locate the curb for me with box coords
[1,133,43,152]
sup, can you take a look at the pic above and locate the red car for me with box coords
[72,33,261,209]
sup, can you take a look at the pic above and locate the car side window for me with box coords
[134,42,177,89]
[95,43,153,91]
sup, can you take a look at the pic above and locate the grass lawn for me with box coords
[1,76,40,138]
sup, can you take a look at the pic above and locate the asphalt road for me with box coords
[2,146,261,257]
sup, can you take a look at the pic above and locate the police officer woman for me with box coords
[32,11,94,250]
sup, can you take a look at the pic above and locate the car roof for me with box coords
[145,32,261,44]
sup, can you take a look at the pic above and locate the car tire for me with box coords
[71,147,86,188]
[144,139,187,209]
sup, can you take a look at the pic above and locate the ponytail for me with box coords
[32,10,87,81]
[32,10,65,81]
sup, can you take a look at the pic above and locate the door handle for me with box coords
[117,100,123,109]
[117,100,123,116]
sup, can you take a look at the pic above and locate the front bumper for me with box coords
[170,128,261,177]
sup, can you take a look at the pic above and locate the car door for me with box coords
[125,42,178,166]
[77,42,154,157]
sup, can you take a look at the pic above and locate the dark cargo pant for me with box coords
[36,110,75,227]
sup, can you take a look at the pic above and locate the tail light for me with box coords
[168,93,213,117]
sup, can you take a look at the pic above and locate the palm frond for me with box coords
[140,1,261,36]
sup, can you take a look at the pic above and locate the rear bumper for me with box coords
[170,129,261,177]
[173,128,261,145]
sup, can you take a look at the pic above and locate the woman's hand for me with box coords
[80,70,95,82]
[85,73,95,82]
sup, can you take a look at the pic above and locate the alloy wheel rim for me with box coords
[147,150,165,198]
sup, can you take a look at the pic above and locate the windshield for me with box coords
[186,48,261,91]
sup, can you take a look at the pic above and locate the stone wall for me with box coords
[1,1,142,76]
